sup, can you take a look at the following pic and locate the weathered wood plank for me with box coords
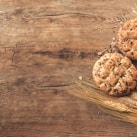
[1,0,137,137]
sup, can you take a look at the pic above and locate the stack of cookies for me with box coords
[93,18,137,97]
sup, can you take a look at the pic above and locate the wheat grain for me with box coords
[103,100,130,112]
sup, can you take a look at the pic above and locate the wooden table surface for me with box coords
[1,0,137,137]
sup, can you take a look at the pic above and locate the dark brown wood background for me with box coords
[1,0,137,137]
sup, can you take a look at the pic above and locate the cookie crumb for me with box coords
[79,76,83,80]
[112,37,116,41]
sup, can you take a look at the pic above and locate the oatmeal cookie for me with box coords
[117,18,137,60]
[92,53,137,97]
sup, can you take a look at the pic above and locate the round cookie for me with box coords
[117,18,137,60]
[92,53,137,97]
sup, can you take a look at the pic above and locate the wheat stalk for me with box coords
[69,78,137,125]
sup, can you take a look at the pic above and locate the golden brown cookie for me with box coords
[117,18,137,60]
[92,53,137,97]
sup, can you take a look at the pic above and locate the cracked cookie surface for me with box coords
[92,53,137,97]
[117,18,137,60]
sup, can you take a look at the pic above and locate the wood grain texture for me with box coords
[1,0,137,137]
